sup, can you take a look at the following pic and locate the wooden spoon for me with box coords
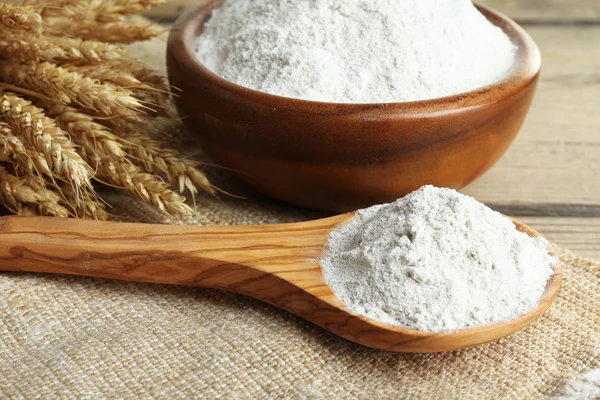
[0,215,561,353]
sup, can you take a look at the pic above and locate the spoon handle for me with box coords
[0,215,341,294]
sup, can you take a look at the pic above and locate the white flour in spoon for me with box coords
[195,0,516,103]
[320,186,557,332]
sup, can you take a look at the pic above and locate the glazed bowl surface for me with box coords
[167,1,541,212]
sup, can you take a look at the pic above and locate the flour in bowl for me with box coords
[195,0,516,103]
[320,186,557,332]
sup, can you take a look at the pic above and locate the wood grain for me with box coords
[0,215,562,353]
[481,0,600,23]
[144,0,600,24]
[517,217,600,260]
[462,26,600,207]
[488,204,600,218]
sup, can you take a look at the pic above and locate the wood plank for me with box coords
[144,0,600,23]
[480,0,600,23]
[464,141,600,205]
[517,217,600,261]
[488,204,600,218]
[462,26,600,206]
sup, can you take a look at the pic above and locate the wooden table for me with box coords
[141,0,600,260]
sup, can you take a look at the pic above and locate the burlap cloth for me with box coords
[0,165,598,399]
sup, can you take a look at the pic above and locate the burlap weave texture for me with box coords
[0,186,599,399]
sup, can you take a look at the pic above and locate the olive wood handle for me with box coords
[0,215,348,307]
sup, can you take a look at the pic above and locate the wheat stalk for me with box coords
[0,61,143,116]
[0,93,93,190]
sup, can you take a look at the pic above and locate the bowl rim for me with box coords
[168,0,541,113]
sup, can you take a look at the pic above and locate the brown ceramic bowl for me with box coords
[167,1,541,212]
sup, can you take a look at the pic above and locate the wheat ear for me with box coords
[119,131,214,196]
[129,63,171,89]
[101,117,214,195]
[23,150,53,179]
[50,36,126,64]
[27,107,193,216]
[38,0,82,17]
[0,121,28,163]
[0,32,125,65]
[0,4,43,35]
[85,0,167,22]
[0,32,65,64]
[0,165,70,218]
[71,64,143,87]
[2,108,108,219]
[111,62,178,116]
[60,183,108,220]
[95,0,166,22]
[0,120,44,180]
[47,17,162,44]
[0,94,93,190]
[40,0,165,22]
[49,110,194,216]
[16,204,37,216]
[43,101,126,160]
[96,160,194,216]
[0,61,142,116]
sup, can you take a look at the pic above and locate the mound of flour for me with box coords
[195,0,516,103]
[320,186,556,332]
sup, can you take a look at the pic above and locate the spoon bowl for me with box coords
[0,215,561,352]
